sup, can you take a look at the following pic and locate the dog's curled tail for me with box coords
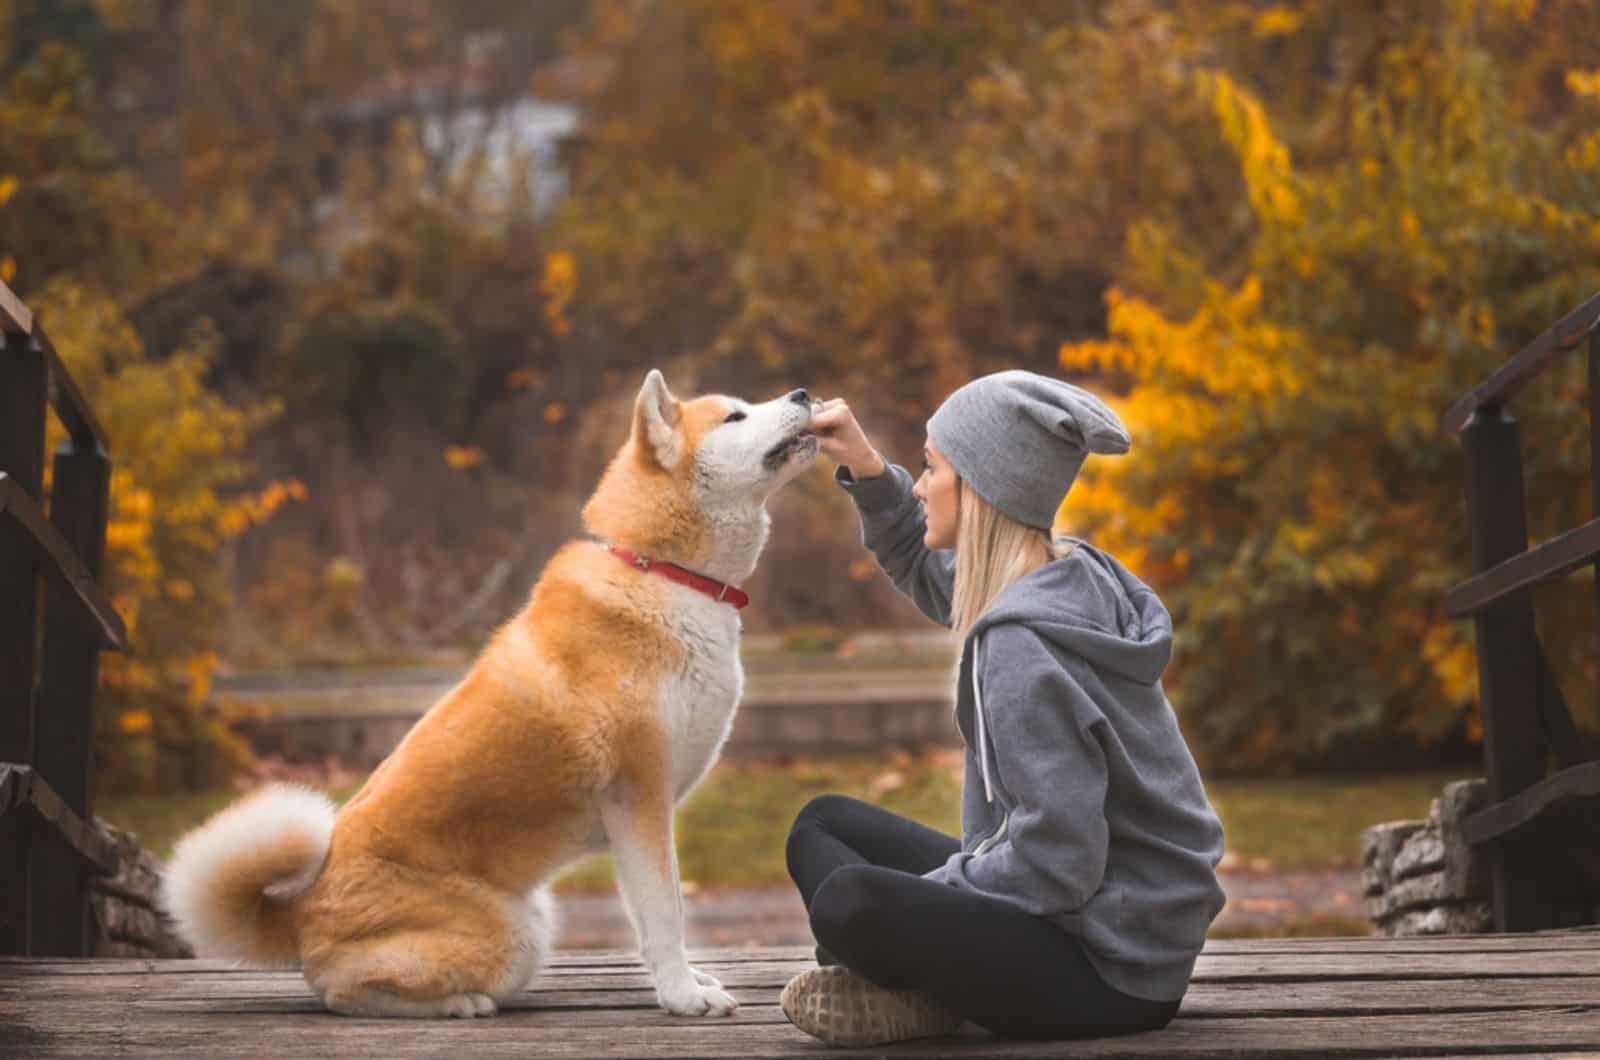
[160,784,335,966]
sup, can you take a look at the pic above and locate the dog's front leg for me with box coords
[599,727,737,1017]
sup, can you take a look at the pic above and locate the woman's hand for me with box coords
[810,398,887,480]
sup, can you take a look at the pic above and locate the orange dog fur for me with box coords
[161,371,818,1018]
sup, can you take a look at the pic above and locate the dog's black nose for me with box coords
[788,388,810,406]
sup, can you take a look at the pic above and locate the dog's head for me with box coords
[583,371,816,566]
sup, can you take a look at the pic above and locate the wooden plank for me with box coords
[0,336,47,761]
[1593,329,1600,731]
[1461,760,1600,845]
[30,444,113,956]
[32,446,112,810]
[8,951,1600,998]
[2,936,1600,1058]
[1460,404,1558,930]
[10,969,1600,1019]
[8,1007,1600,1058]
[1534,642,1589,767]
[5,929,1600,979]
[0,329,47,957]
[0,277,32,334]
[1444,514,1600,618]
[0,766,120,874]
[0,473,127,650]
[1442,288,1600,434]
[38,328,109,455]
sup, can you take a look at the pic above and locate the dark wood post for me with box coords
[1592,328,1600,726]
[29,440,112,955]
[1461,403,1555,930]
[1,331,49,955]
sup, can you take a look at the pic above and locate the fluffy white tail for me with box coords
[160,784,336,966]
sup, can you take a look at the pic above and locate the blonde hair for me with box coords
[949,479,1070,639]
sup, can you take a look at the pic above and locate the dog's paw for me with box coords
[442,993,498,1019]
[689,966,724,989]
[658,979,739,1018]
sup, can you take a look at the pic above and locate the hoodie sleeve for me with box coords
[924,622,1109,917]
[835,463,954,628]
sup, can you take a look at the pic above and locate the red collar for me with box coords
[608,546,750,610]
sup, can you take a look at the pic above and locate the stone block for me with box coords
[1437,778,1491,899]
[1360,819,1424,895]
[1392,828,1446,881]
[95,897,161,943]
[1379,902,1492,937]
[1380,870,1450,917]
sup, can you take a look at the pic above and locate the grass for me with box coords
[1206,769,1472,871]
[99,756,1470,893]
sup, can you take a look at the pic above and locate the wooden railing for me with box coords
[1442,290,1600,932]
[1,277,127,956]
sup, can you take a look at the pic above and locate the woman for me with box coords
[782,370,1226,1046]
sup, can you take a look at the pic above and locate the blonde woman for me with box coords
[781,371,1226,1046]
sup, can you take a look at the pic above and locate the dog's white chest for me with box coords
[659,588,743,799]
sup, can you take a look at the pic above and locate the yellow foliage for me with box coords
[1204,72,1302,227]
[184,653,216,706]
[443,445,486,470]
[541,251,577,337]
[0,174,15,206]
[31,280,278,792]
[1253,7,1303,38]
[1566,129,1600,170]
[1565,69,1600,98]
[118,710,153,736]
[1062,278,1305,408]
[0,255,13,283]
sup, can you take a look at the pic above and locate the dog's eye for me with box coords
[724,411,747,424]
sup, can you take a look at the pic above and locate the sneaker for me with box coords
[780,966,963,1046]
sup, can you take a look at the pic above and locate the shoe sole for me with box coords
[780,966,963,1046]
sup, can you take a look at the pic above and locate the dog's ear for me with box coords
[633,369,684,469]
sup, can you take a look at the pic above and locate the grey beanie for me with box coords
[926,370,1131,530]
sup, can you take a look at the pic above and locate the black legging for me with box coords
[784,794,1182,1041]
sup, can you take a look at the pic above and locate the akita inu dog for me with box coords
[161,371,818,1019]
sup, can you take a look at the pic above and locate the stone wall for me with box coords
[89,820,190,958]
[1361,778,1492,936]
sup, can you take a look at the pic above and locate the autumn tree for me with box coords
[3,1,286,791]
[1060,10,1600,770]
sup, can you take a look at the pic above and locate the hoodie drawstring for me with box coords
[971,634,996,804]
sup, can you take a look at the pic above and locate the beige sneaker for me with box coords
[780,966,963,1046]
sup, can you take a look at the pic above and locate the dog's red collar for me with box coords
[607,546,750,610]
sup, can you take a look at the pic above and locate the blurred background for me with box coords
[6,0,1600,941]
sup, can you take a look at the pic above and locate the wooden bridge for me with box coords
[2,933,1598,1058]
[5,276,1600,1055]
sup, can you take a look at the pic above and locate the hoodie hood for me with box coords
[969,542,1173,686]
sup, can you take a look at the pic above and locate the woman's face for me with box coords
[913,439,960,549]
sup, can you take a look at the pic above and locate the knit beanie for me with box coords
[926,370,1131,530]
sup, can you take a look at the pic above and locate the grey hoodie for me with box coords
[838,464,1226,1002]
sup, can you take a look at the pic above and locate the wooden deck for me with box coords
[3,931,1600,1058]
